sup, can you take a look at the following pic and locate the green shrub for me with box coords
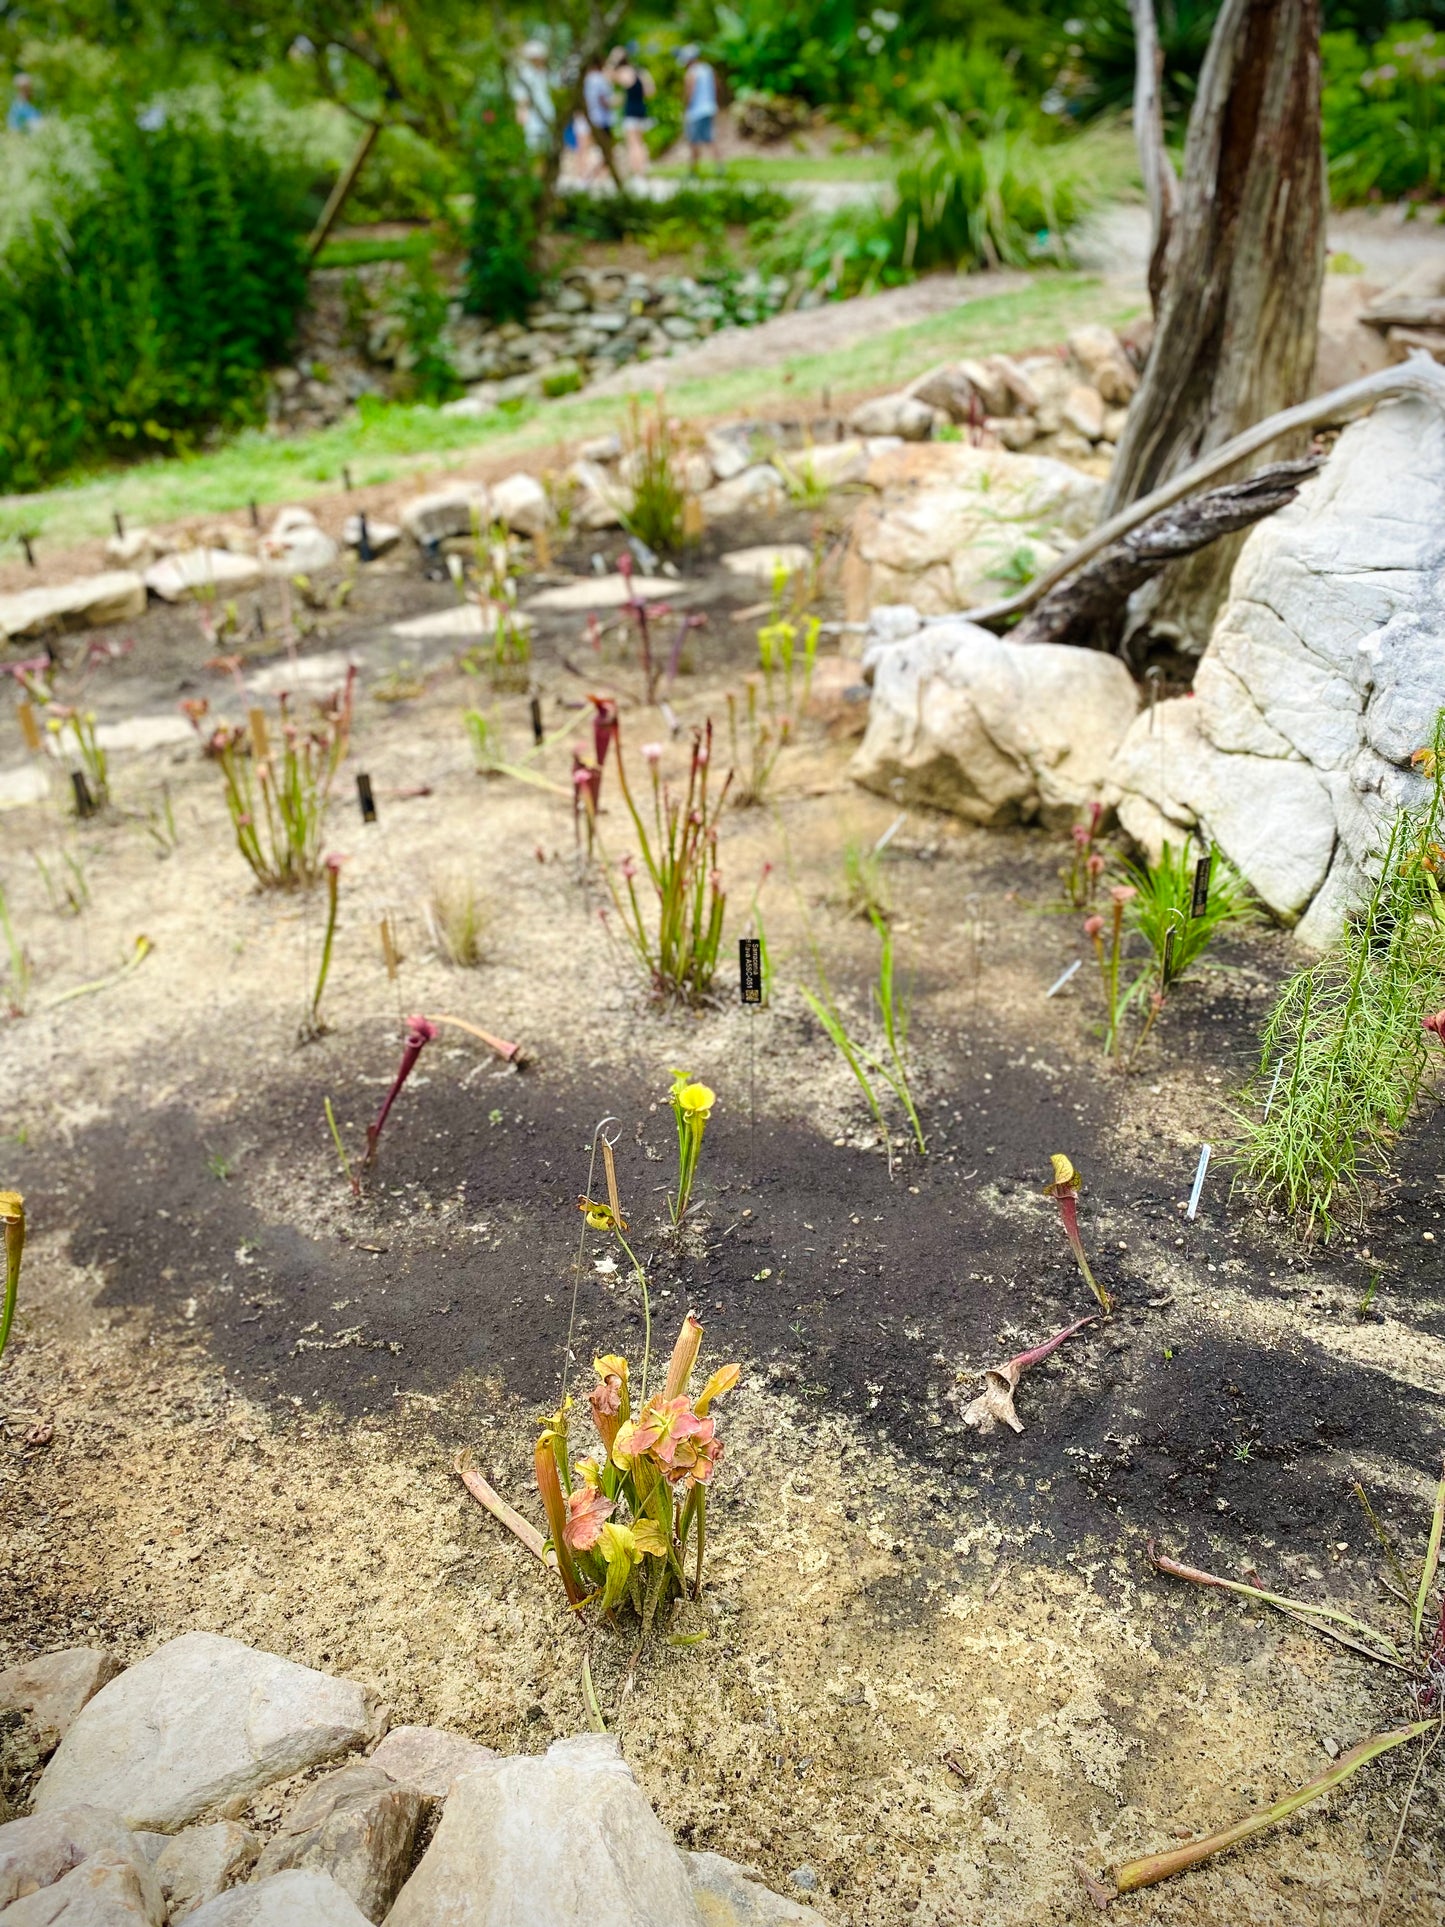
[464,82,540,324]
[389,256,461,404]
[1322,23,1445,203]
[1231,719,1445,1238]
[552,178,792,244]
[0,104,311,490]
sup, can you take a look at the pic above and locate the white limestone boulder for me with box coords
[842,442,1102,618]
[184,1870,372,1925]
[1108,393,1445,941]
[253,1761,425,1920]
[144,552,263,601]
[399,486,491,545]
[489,472,552,536]
[700,464,787,519]
[1,1807,142,1908]
[0,1649,118,1755]
[847,393,939,442]
[852,621,1138,826]
[0,572,146,639]
[368,1726,497,1799]
[386,1734,704,1927]
[33,1633,378,1833]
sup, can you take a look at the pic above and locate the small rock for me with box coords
[0,572,147,640]
[144,552,263,602]
[439,388,500,421]
[700,464,787,519]
[0,1651,117,1756]
[788,1866,818,1892]
[341,516,402,557]
[399,486,491,546]
[1048,427,1098,461]
[34,1632,379,1833]
[784,440,868,490]
[576,433,622,465]
[368,1727,497,1799]
[0,1807,140,1908]
[0,1850,165,1925]
[261,527,338,576]
[184,1869,372,1926]
[703,430,750,482]
[720,544,813,585]
[1060,384,1106,441]
[907,364,979,423]
[1099,405,1129,445]
[103,529,166,569]
[387,1736,703,1927]
[688,1851,829,1925]
[269,506,317,539]
[254,1762,425,1922]
[489,473,551,537]
[566,459,632,530]
[152,1823,257,1920]
[847,394,939,441]
[992,414,1038,451]
[1066,324,1138,404]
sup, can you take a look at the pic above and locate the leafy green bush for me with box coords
[1322,23,1445,203]
[0,104,311,490]
[552,178,792,244]
[464,81,540,324]
[706,0,882,107]
[389,257,461,404]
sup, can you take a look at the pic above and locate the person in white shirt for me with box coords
[679,47,718,173]
[512,40,555,156]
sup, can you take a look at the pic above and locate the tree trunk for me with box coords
[1103,0,1326,651]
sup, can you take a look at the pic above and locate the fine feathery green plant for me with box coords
[1233,722,1445,1237]
[668,1073,716,1225]
[621,398,689,557]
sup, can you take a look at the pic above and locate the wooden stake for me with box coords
[379,917,400,979]
[533,524,553,569]
[16,701,41,754]
[248,708,271,762]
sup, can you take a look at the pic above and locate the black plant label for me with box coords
[1190,852,1212,919]
[739,937,763,1005]
[357,772,377,824]
[530,696,544,745]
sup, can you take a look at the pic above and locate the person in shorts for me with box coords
[679,47,717,173]
[582,57,616,183]
[612,44,654,178]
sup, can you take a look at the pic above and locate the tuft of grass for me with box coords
[620,397,689,558]
[1231,719,1445,1237]
[840,838,889,923]
[426,873,486,968]
[1121,840,1258,985]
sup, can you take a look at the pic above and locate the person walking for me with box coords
[512,39,555,158]
[613,44,654,178]
[6,73,41,135]
[678,47,718,173]
[582,56,616,183]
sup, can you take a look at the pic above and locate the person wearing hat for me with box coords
[7,73,42,135]
[513,39,555,156]
[679,46,717,173]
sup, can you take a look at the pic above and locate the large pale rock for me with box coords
[906,363,979,423]
[33,1633,378,1833]
[700,465,787,519]
[386,1734,704,1927]
[1060,384,1105,442]
[0,573,146,640]
[852,621,1138,826]
[184,1870,372,1926]
[144,552,263,601]
[399,487,490,546]
[1066,325,1138,405]
[703,431,750,482]
[842,443,1103,618]
[688,1853,829,1925]
[261,513,338,576]
[0,1652,117,1756]
[0,1851,164,1925]
[253,1762,424,1921]
[847,394,938,442]
[1107,394,1445,939]
[782,441,868,491]
[1315,274,1392,392]
[343,516,402,557]
[565,460,631,530]
[368,1728,496,1800]
[150,1823,257,1919]
[489,474,551,537]
[721,545,813,585]
[0,1808,138,1908]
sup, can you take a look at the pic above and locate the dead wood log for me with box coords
[954,355,1445,637]
[1129,0,1178,309]
[1008,458,1321,652]
[1363,297,1445,334]
[1102,0,1325,646]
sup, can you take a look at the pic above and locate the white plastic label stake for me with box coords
[1045,959,1082,998]
[1187,1143,1212,1220]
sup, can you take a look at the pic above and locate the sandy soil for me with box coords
[0,515,1442,1922]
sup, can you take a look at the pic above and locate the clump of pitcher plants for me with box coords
[535,1313,740,1622]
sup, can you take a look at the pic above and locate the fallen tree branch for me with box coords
[1008,457,1321,651]
[953,355,1445,634]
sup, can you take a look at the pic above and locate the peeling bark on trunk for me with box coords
[1102,0,1326,650]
